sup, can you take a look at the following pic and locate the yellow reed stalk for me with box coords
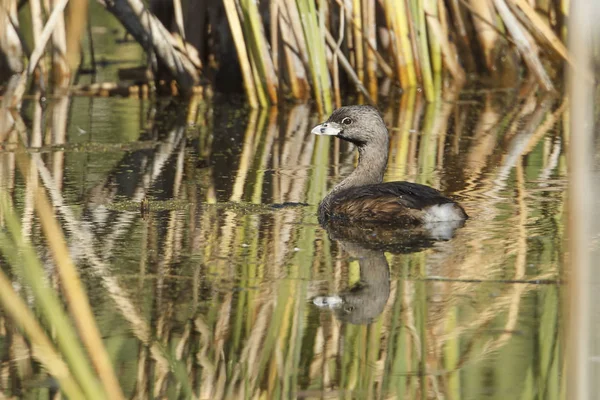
[0,270,85,399]
[415,0,435,101]
[317,0,333,112]
[279,0,310,100]
[364,0,378,101]
[33,188,125,400]
[425,8,465,83]
[65,0,88,71]
[424,0,441,75]
[242,0,279,104]
[388,0,416,87]
[222,0,259,108]
[248,50,269,107]
[0,194,105,400]
[296,0,332,114]
[381,0,407,86]
[335,0,394,78]
[48,0,70,84]
[352,0,364,86]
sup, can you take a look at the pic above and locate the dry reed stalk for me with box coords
[28,0,45,74]
[0,0,24,75]
[242,0,278,104]
[0,270,86,399]
[99,0,198,92]
[468,0,499,69]
[324,30,376,104]
[334,0,394,78]
[270,0,279,74]
[415,0,434,101]
[7,0,67,106]
[383,0,415,87]
[332,2,345,107]
[296,0,332,114]
[425,0,441,75]
[222,0,258,108]
[65,0,88,71]
[364,0,378,101]
[352,0,364,87]
[279,1,309,100]
[48,0,70,85]
[514,0,569,61]
[173,0,185,40]
[493,0,554,91]
[425,9,465,83]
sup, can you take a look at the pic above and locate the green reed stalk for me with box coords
[389,88,417,179]
[425,0,441,75]
[381,275,401,395]
[248,37,270,107]
[415,0,435,101]
[296,0,332,114]
[417,101,439,184]
[0,268,86,399]
[251,110,273,204]
[230,109,259,202]
[443,306,460,399]
[223,0,259,108]
[282,136,327,395]
[415,254,427,400]
[34,189,125,400]
[296,0,323,113]
[0,195,106,400]
[279,2,310,100]
[241,0,278,104]
[538,285,561,399]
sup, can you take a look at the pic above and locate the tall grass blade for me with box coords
[296,0,333,114]
[223,0,259,108]
[0,194,106,400]
[33,187,125,399]
[0,269,85,399]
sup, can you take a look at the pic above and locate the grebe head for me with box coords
[311,105,388,148]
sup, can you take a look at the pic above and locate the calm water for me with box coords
[0,88,565,399]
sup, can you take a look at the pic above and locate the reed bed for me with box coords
[0,0,572,111]
[0,84,567,398]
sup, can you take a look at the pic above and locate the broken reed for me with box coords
[226,0,570,111]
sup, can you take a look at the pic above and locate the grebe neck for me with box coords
[329,142,388,195]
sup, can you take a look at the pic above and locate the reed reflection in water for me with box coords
[0,86,565,399]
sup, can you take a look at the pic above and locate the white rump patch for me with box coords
[423,203,465,223]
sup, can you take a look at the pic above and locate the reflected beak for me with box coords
[313,295,343,309]
[311,121,343,136]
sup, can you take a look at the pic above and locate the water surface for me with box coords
[0,88,565,399]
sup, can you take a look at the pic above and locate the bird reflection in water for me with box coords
[313,220,465,325]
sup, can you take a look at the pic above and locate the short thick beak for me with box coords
[311,121,342,136]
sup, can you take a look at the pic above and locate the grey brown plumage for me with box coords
[312,105,467,225]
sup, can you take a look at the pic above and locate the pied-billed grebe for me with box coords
[312,105,468,225]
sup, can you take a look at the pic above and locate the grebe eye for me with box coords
[342,117,352,125]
